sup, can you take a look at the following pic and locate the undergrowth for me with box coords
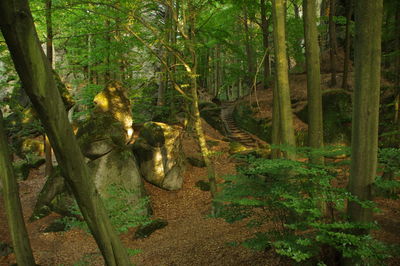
[60,184,151,233]
[215,146,400,265]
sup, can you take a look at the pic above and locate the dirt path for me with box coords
[0,123,285,266]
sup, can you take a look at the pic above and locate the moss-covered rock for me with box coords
[296,89,352,144]
[133,219,168,239]
[93,81,133,140]
[76,111,126,159]
[87,148,150,215]
[199,101,229,136]
[132,122,185,191]
[232,103,272,142]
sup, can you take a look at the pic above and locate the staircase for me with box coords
[221,102,258,147]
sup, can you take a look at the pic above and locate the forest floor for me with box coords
[1,73,399,265]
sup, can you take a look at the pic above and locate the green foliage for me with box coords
[60,184,151,233]
[215,146,396,264]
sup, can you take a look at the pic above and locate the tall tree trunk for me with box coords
[329,0,338,86]
[0,110,36,266]
[342,0,352,89]
[0,1,130,264]
[243,8,257,88]
[303,0,324,164]
[394,3,400,124]
[260,0,271,88]
[45,0,53,177]
[272,0,296,159]
[348,0,382,227]
[271,79,281,159]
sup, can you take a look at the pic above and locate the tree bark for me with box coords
[272,0,296,159]
[328,0,338,86]
[0,110,36,266]
[348,0,382,225]
[45,0,53,177]
[394,3,400,124]
[260,0,271,88]
[341,0,352,89]
[0,1,130,265]
[303,0,324,164]
[243,7,257,88]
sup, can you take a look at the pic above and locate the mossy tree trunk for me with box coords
[328,0,338,87]
[0,1,130,265]
[303,0,324,164]
[187,2,218,201]
[271,0,296,159]
[44,0,53,177]
[0,110,36,265]
[348,0,382,226]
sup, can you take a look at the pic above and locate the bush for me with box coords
[214,146,399,265]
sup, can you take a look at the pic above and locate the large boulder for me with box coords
[132,122,185,190]
[88,149,146,201]
[76,111,126,160]
[93,81,133,141]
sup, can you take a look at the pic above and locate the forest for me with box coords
[0,0,399,265]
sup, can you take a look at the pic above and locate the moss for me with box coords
[199,102,227,136]
[139,122,166,147]
[232,103,272,142]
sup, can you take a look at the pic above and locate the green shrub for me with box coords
[215,146,399,265]
[60,184,151,233]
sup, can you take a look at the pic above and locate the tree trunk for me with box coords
[243,8,257,88]
[348,0,382,226]
[260,0,271,89]
[271,79,281,159]
[329,0,338,86]
[0,1,130,265]
[394,3,400,124]
[303,0,324,164]
[0,110,36,266]
[45,0,53,177]
[272,0,296,159]
[341,0,352,89]
[186,0,218,213]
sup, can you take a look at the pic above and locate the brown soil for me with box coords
[1,73,399,265]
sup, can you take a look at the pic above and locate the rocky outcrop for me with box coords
[199,101,229,136]
[295,89,352,144]
[76,111,126,160]
[133,122,185,191]
[93,81,133,141]
[88,149,147,204]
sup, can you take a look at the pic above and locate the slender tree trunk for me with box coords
[186,0,218,213]
[260,0,271,89]
[0,110,36,265]
[394,3,400,124]
[243,8,257,88]
[303,0,324,163]
[348,0,382,227]
[45,0,53,177]
[271,79,281,159]
[342,0,352,89]
[104,20,111,83]
[0,1,130,264]
[329,0,338,86]
[272,0,296,159]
